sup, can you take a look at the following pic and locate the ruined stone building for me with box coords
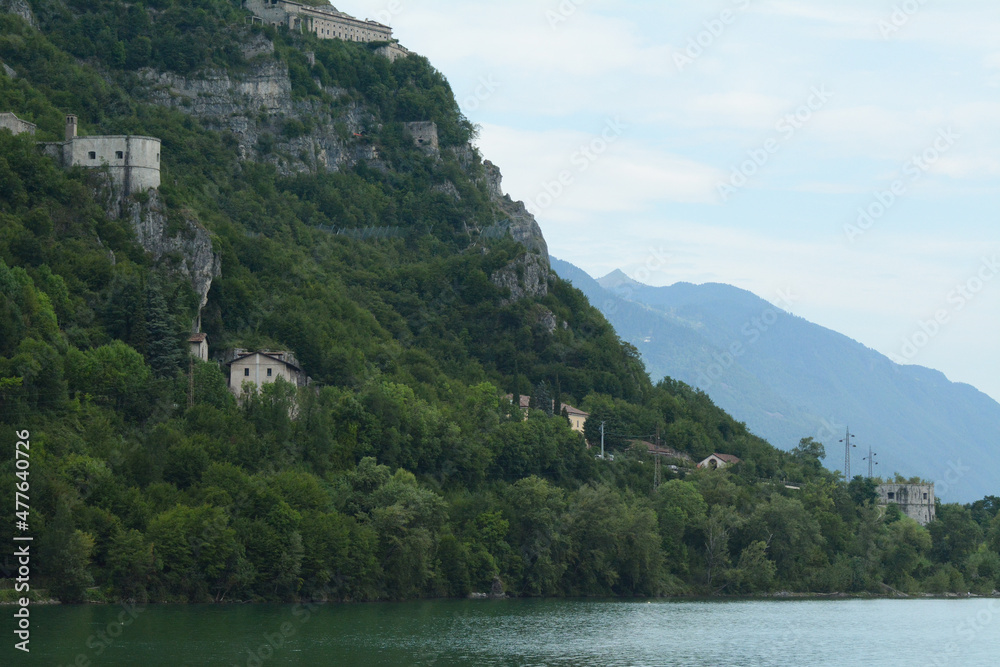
[877,483,936,526]
[0,112,35,136]
[39,115,161,194]
[404,121,439,151]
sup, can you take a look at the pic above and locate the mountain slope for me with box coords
[0,1,784,601]
[552,258,1000,502]
[1,1,996,605]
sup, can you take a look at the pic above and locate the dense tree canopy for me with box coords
[0,2,997,603]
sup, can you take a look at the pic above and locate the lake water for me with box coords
[5,598,1000,666]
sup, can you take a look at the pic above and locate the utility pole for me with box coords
[839,427,857,483]
[654,426,662,490]
[600,421,605,460]
[863,446,878,479]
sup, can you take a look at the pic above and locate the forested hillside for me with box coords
[551,259,1000,503]
[1,1,998,603]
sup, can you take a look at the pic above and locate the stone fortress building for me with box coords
[404,122,439,151]
[244,0,410,60]
[39,115,161,194]
[876,483,936,526]
[3,113,162,194]
[0,112,36,136]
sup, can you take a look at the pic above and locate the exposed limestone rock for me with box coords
[482,160,550,302]
[109,189,221,316]
[484,160,504,200]
[491,254,549,304]
[139,59,377,176]
[535,306,557,335]
[1,62,16,78]
[446,144,476,171]
[483,160,547,257]
[241,33,275,60]
[0,0,35,28]
[125,39,550,309]
[432,180,460,200]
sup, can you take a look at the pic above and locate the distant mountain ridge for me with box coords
[552,257,1000,502]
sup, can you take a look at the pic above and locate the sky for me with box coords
[353,0,1000,402]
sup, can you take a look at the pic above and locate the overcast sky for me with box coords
[356,0,1000,402]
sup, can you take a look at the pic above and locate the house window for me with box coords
[244,368,250,377]
[923,493,928,499]
[887,492,895,500]
[88,151,96,159]
[267,368,272,377]
[116,151,124,159]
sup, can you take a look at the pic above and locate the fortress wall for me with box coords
[67,136,162,192]
[246,0,393,43]
[245,0,292,25]
[376,43,410,62]
[404,122,439,150]
[877,483,936,525]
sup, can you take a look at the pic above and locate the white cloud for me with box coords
[934,155,1000,179]
[475,123,724,216]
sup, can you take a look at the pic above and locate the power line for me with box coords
[839,427,857,483]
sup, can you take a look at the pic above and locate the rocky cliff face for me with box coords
[104,186,220,323]
[133,36,550,306]
[0,0,35,28]
[140,53,377,176]
[482,160,550,302]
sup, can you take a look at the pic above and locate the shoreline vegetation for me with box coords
[1,2,999,607]
[5,590,1000,607]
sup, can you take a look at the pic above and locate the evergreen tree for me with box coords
[145,282,182,378]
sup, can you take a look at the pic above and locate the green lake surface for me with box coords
[4,598,1000,666]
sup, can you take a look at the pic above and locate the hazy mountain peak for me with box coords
[554,256,1000,502]
[596,269,636,290]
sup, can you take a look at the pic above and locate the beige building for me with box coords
[188,333,209,362]
[227,350,308,397]
[561,404,589,434]
[0,112,36,136]
[245,0,394,43]
[39,115,161,193]
[877,483,936,526]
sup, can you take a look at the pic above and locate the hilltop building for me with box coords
[698,453,742,470]
[0,112,35,136]
[244,0,410,60]
[877,483,936,526]
[227,349,310,397]
[39,115,161,194]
